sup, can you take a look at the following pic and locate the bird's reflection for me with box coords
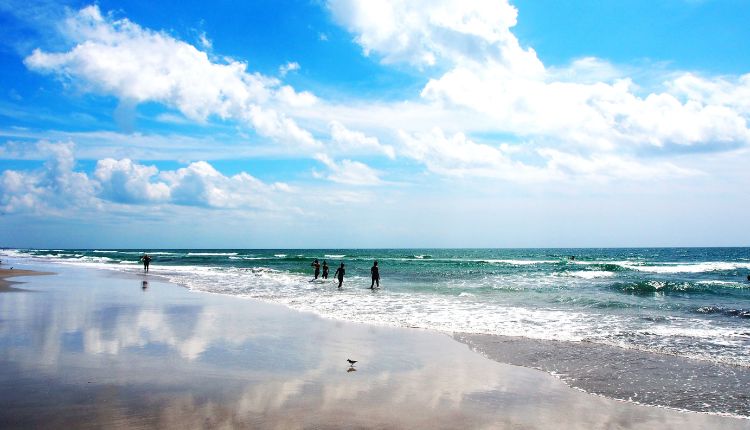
[347,367,357,373]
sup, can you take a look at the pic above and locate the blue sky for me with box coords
[1,0,749,248]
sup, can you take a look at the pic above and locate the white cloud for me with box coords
[398,128,547,181]
[94,158,170,203]
[24,5,319,149]
[198,31,212,50]
[0,141,293,214]
[314,154,383,186]
[668,72,750,116]
[536,148,700,182]
[327,0,541,74]
[0,141,97,213]
[398,128,699,182]
[327,0,750,178]
[329,121,395,158]
[18,3,750,187]
[279,61,300,76]
[160,161,280,208]
[275,86,318,108]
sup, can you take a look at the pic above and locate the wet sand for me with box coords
[0,262,747,429]
[0,268,52,292]
[455,333,750,417]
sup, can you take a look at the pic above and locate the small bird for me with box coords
[346,359,357,366]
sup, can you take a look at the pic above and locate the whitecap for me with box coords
[622,262,750,274]
[480,259,558,265]
[564,271,615,279]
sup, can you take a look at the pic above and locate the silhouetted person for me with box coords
[747,274,750,282]
[311,259,321,280]
[322,261,329,279]
[370,260,380,289]
[334,263,345,288]
[141,254,152,272]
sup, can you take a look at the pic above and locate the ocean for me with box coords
[3,247,750,416]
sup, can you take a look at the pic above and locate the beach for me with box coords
[0,268,51,292]
[0,260,747,429]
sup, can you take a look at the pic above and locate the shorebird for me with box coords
[346,359,357,366]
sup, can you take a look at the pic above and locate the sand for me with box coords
[0,261,747,429]
[0,268,52,292]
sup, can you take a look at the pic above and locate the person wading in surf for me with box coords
[370,260,380,289]
[140,254,152,273]
[334,263,345,288]
[311,259,321,280]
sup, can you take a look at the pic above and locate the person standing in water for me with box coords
[311,259,321,280]
[322,261,329,279]
[334,263,345,288]
[140,254,152,272]
[370,260,380,289]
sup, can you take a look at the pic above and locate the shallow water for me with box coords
[7,248,750,367]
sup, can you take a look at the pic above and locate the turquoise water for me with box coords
[5,248,750,368]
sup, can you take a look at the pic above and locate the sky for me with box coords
[0,0,749,248]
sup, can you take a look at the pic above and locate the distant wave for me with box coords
[620,262,750,274]
[609,280,735,295]
[480,259,558,265]
[563,270,615,279]
[186,252,238,256]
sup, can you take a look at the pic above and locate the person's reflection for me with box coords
[142,280,149,290]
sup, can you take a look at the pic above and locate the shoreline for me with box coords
[0,268,53,292]
[0,258,747,428]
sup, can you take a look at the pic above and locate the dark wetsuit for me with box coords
[370,264,380,288]
[322,264,329,279]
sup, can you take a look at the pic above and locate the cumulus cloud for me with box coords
[160,161,288,208]
[327,0,541,74]
[94,158,170,203]
[0,141,97,213]
[19,2,750,186]
[328,0,750,175]
[24,5,319,149]
[0,141,292,214]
